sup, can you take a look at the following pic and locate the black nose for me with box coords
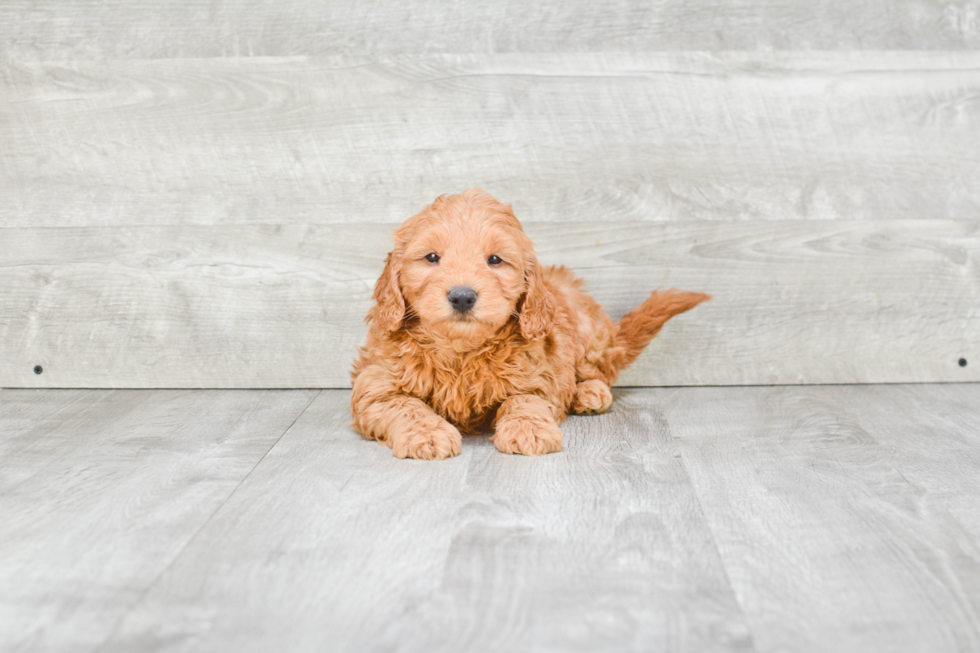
[448,286,478,313]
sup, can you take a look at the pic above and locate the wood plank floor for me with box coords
[2,385,978,652]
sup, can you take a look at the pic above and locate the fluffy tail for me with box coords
[610,290,711,373]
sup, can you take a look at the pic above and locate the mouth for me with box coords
[445,314,488,331]
[441,310,497,331]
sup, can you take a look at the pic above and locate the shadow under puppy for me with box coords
[352,189,709,459]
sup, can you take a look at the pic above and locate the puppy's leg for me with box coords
[492,395,563,456]
[572,379,613,415]
[352,365,461,460]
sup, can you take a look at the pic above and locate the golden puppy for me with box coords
[351,189,709,459]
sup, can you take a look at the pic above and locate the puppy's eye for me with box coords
[425,253,440,263]
[487,255,503,265]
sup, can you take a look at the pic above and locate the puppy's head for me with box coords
[369,189,553,343]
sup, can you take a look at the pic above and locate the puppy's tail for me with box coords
[610,290,711,373]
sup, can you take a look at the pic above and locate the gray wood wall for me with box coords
[1,2,978,388]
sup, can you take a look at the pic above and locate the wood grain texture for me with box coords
[98,389,753,653]
[2,53,979,228]
[2,0,980,61]
[658,384,980,653]
[1,220,976,388]
[831,384,980,542]
[0,388,318,653]
[4,387,979,651]
[6,386,978,651]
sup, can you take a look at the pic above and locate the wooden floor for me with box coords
[2,384,979,652]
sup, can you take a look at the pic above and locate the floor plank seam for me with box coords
[0,389,110,500]
[668,425,761,653]
[89,389,322,653]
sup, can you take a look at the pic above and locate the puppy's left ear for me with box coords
[519,249,555,341]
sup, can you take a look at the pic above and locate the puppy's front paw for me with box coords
[572,379,613,415]
[389,420,462,460]
[492,414,563,456]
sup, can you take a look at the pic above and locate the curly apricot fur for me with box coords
[351,189,709,459]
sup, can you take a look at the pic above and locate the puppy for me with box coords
[351,189,709,459]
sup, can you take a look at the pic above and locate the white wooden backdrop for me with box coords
[1,3,978,388]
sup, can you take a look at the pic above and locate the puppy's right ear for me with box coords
[369,250,405,334]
